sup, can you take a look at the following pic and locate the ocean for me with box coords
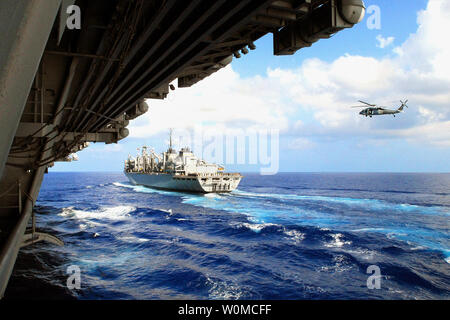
[5,172,450,299]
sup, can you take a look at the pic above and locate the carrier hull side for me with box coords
[126,172,207,193]
[125,172,241,193]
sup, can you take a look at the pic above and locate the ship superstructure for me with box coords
[124,136,242,193]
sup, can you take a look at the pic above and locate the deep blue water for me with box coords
[6,172,450,299]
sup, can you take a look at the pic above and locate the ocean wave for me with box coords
[113,181,185,197]
[232,190,449,216]
[229,220,306,244]
[230,222,279,233]
[343,247,378,261]
[319,254,355,273]
[17,172,448,300]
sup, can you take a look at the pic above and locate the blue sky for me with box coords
[232,0,429,75]
[54,0,449,173]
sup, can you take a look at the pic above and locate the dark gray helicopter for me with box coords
[352,100,409,117]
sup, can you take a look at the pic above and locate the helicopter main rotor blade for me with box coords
[358,100,376,106]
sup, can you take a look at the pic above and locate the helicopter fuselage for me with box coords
[360,108,400,117]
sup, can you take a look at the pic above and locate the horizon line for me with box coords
[47,170,450,174]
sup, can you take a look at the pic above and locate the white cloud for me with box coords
[376,35,395,48]
[383,121,450,147]
[129,66,293,138]
[128,0,450,149]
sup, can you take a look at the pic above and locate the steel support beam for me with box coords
[0,167,45,298]
[0,55,78,298]
[93,0,273,132]
[0,0,62,181]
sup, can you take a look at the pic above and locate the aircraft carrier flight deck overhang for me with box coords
[0,0,365,297]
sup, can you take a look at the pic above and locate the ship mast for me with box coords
[168,128,173,153]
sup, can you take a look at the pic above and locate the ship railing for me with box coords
[197,172,241,178]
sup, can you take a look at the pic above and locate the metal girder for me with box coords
[76,0,209,133]
[92,0,272,132]
[61,132,120,143]
[21,232,64,248]
[0,165,45,298]
[45,50,121,61]
[0,23,77,298]
[0,0,62,181]
[14,123,55,138]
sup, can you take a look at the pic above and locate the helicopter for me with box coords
[351,100,409,117]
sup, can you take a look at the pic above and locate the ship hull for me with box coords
[125,172,241,193]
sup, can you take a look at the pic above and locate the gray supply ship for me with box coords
[124,134,242,193]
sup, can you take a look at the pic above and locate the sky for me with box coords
[54,0,450,173]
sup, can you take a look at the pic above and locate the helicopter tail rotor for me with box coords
[398,99,408,111]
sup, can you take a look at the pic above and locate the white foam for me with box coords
[204,193,221,198]
[117,235,149,243]
[243,222,277,233]
[344,248,377,261]
[113,182,132,188]
[206,277,243,300]
[113,182,154,193]
[320,255,353,273]
[324,233,352,248]
[230,221,277,233]
[59,205,135,221]
[283,229,305,243]
[353,227,388,232]
[114,181,187,197]
[79,223,88,230]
